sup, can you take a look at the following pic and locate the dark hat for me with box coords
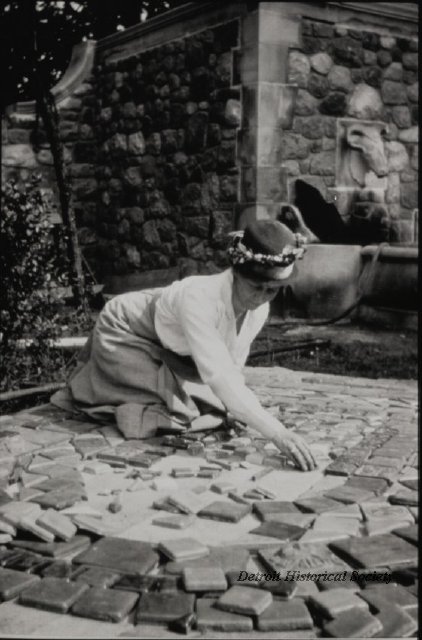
[243,219,297,255]
[228,219,306,281]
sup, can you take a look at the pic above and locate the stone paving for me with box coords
[0,366,418,638]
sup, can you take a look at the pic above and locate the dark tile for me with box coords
[71,586,138,622]
[168,612,196,634]
[40,560,74,579]
[361,583,418,611]
[392,524,418,545]
[31,486,86,510]
[73,536,159,575]
[345,476,389,496]
[113,574,157,593]
[249,521,306,542]
[253,501,300,521]
[0,567,40,601]
[294,496,343,514]
[0,550,27,568]
[325,460,360,476]
[11,535,91,558]
[215,585,272,615]
[71,565,121,587]
[324,485,376,505]
[135,592,195,624]
[323,607,383,637]
[329,534,418,569]
[399,478,418,491]
[196,598,253,631]
[256,598,314,631]
[19,577,88,613]
[374,603,418,637]
[198,501,251,523]
[389,490,418,507]
[5,551,50,574]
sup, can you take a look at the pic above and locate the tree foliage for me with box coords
[1,0,189,107]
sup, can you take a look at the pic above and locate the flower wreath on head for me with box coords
[227,231,307,267]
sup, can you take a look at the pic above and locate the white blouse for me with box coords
[155,268,281,434]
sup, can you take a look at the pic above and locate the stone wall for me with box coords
[2,3,418,291]
[88,21,239,281]
[283,18,418,242]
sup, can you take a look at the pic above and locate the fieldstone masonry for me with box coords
[283,19,418,242]
[2,2,418,286]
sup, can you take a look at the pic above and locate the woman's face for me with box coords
[233,265,293,311]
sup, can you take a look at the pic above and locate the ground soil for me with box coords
[248,320,418,380]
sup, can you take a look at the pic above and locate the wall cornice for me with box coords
[11,40,96,116]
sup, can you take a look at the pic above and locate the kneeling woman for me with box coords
[52,219,316,471]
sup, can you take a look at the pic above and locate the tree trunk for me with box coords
[35,90,88,311]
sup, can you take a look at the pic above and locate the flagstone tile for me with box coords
[135,592,195,624]
[329,533,418,569]
[196,598,253,631]
[216,585,272,616]
[323,607,383,637]
[19,576,88,613]
[71,585,138,622]
[74,537,159,575]
[256,598,314,631]
[158,538,209,562]
[0,567,40,601]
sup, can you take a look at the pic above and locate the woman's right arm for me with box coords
[178,287,316,470]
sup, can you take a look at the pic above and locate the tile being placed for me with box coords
[135,592,195,624]
[71,586,138,622]
[196,598,253,631]
[256,598,314,631]
[73,537,159,575]
[158,538,209,562]
[0,567,40,601]
[216,585,272,616]
[182,566,227,592]
[323,607,383,638]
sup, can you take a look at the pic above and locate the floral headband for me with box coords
[227,231,307,267]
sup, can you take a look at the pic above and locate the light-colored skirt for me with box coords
[51,289,225,439]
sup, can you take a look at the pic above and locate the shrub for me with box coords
[0,174,85,396]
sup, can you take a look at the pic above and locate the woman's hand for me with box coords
[271,430,317,471]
